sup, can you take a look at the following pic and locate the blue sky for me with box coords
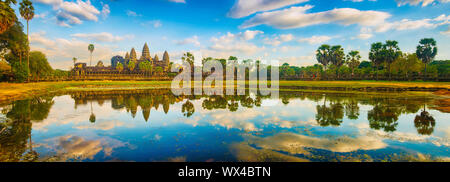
[12,0,450,69]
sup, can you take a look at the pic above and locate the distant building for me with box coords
[72,43,171,77]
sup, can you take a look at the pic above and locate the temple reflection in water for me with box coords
[0,89,447,162]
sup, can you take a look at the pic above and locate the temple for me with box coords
[73,43,171,78]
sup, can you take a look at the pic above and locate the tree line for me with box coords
[0,0,68,82]
[308,38,445,81]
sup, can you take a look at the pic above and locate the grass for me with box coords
[0,80,449,104]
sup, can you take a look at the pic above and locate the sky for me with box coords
[11,0,450,70]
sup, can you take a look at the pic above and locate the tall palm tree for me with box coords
[19,0,34,82]
[369,42,384,81]
[88,44,95,66]
[0,0,17,34]
[72,57,77,65]
[346,50,361,78]
[383,40,401,80]
[416,38,438,80]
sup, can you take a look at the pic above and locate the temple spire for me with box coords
[130,48,137,62]
[141,43,151,60]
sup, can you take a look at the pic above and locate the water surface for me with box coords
[1,89,449,162]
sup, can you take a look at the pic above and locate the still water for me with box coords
[0,89,449,162]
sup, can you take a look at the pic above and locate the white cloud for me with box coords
[395,0,449,7]
[101,3,110,19]
[441,26,450,36]
[36,0,107,27]
[140,20,162,28]
[263,34,294,46]
[71,32,134,43]
[352,27,373,40]
[126,10,141,17]
[279,34,294,42]
[30,32,56,47]
[298,35,332,44]
[374,14,449,32]
[228,0,309,18]
[240,5,391,29]
[176,36,201,46]
[168,0,186,3]
[30,34,124,69]
[278,55,315,67]
[202,32,265,58]
[239,30,264,40]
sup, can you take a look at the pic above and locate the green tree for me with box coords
[128,60,136,72]
[316,44,331,70]
[19,0,34,82]
[181,52,194,73]
[29,51,52,79]
[0,0,17,34]
[346,50,361,78]
[369,42,384,81]
[88,44,95,66]
[391,53,422,80]
[330,45,345,78]
[382,40,401,80]
[416,38,438,80]
[72,57,77,66]
[0,22,28,65]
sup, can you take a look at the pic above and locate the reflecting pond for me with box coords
[0,89,449,162]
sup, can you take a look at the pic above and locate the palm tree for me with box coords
[369,42,384,81]
[346,50,361,78]
[0,0,17,34]
[316,44,331,79]
[416,38,438,80]
[72,57,77,66]
[383,40,401,80]
[19,0,34,82]
[330,45,345,79]
[89,102,96,123]
[88,44,95,66]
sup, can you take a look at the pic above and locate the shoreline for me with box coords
[1,80,449,104]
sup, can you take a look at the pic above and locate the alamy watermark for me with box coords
[170,53,279,102]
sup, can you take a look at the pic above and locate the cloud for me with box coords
[42,135,128,161]
[204,32,265,58]
[228,0,309,18]
[36,0,107,27]
[34,12,49,19]
[263,34,294,46]
[240,5,391,29]
[176,36,201,46]
[30,33,124,69]
[278,55,316,67]
[395,0,449,7]
[168,0,186,3]
[141,20,162,28]
[239,30,264,40]
[247,132,387,153]
[440,26,450,36]
[374,14,449,32]
[101,3,110,19]
[298,35,332,44]
[352,27,373,40]
[30,32,56,47]
[71,32,134,43]
[126,10,141,17]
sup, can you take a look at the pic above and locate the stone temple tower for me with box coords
[141,43,151,61]
[163,51,170,71]
[130,48,137,62]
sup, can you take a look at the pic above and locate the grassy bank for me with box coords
[0,80,449,104]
